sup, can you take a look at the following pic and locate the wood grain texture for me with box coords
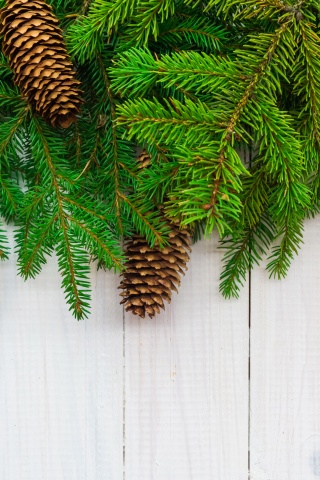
[124,234,249,480]
[0,228,124,480]
[6,215,320,480]
[250,218,320,480]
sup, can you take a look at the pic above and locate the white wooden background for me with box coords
[1,219,320,480]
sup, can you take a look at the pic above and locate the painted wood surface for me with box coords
[124,235,249,480]
[1,220,320,479]
[0,229,124,479]
[250,217,320,480]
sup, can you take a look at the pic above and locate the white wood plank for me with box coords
[250,217,320,480]
[124,234,249,480]
[0,228,124,480]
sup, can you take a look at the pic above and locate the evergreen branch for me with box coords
[67,0,138,61]
[0,222,9,260]
[62,194,109,222]
[212,0,303,20]
[130,0,176,46]
[0,174,24,220]
[67,16,103,62]
[79,53,169,245]
[242,168,269,228]
[98,55,125,236]
[25,116,92,319]
[56,230,91,319]
[0,52,12,79]
[0,109,28,221]
[87,52,131,235]
[65,214,124,270]
[110,48,236,97]
[61,192,125,270]
[78,54,137,238]
[58,222,88,319]
[137,157,180,204]
[157,15,228,52]
[222,20,293,142]
[219,213,275,298]
[116,97,222,146]
[164,143,245,234]
[0,82,23,109]
[254,96,304,183]
[16,187,50,276]
[199,19,295,230]
[0,108,28,159]
[292,18,320,172]
[16,212,56,278]
[251,95,310,275]
[119,192,170,247]
[267,216,304,278]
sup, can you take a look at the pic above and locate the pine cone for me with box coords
[137,149,151,169]
[119,223,191,318]
[0,0,83,128]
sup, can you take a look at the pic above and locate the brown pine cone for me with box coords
[0,0,83,128]
[119,223,191,318]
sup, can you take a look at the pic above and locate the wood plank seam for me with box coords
[248,265,251,480]
[123,305,126,480]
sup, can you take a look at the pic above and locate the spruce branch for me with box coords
[67,0,138,62]
[15,115,124,319]
[0,222,9,261]
[26,116,91,318]
[129,0,176,46]
[156,15,228,52]
[15,205,56,279]
[116,97,222,146]
[266,216,304,278]
[0,108,29,158]
[111,48,236,98]
[241,168,269,228]
[79,52,170,245]
[162,142,245,234]
[200,16,298,233]
[220,213,275,298]
[0,108,28,221]
[213,0,304,20]
[96,53,126,236]
[292,17,320,173]
[0,174,24,221]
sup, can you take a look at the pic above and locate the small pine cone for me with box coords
[137,149,151,169]
[0,0,83,128]
[119,223,191,318]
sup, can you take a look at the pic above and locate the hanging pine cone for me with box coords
[0,0,83,128]
[119,223,191,318]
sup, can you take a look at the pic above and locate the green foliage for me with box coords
[220,214,275,298]
[0,222,9,260]
[111,49,236,97]
[15,115,126,318]
[128,0,176,46]
[155,15,228,52]
[1,0,320,317]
